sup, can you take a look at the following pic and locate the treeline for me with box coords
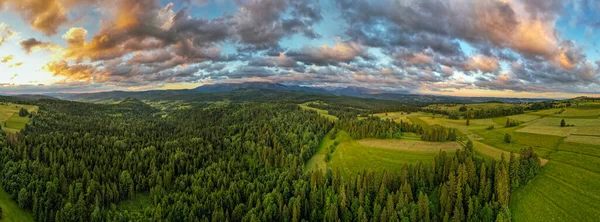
[421,126,458,142]
[465,107,524,119]
[337,117,405,139]
[337,116,457,142]
[307,103,362,119]
[525,101,555,111]
[369,106,422,115]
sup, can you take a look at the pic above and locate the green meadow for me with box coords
[306,130,458,179]
[298,102,339,121]
[0,103,38,133]
[364,102,600,221]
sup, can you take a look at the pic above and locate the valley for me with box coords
[0,92,598,221]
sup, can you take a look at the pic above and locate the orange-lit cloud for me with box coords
[291,41,367,65]
[19,38,60,54]
[0,0,67,36]
[404,52,434,65]
[43,60,98,82]
[0,0,101,36]
[8,62,23,68]
[474,0,578,69]
[1,55,13,63]
[464,55,500,73]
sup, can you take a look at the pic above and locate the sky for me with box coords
[0,0,600,98]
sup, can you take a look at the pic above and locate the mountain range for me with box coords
[46,82,551,104]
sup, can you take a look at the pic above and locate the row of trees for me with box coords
[464,107,524,119]
[337,116,458,142]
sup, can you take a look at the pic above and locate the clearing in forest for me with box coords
[425,102,516,111]
[372,111,427,124]
[357,139,460,152]
[299,102,339,121]
[308,130,455,179]
[0,103,38,133]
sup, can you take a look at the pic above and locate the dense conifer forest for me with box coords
[0,97,541,221]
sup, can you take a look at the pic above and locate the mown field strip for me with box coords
[357,139,461,152]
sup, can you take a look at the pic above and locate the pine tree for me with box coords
[504,133,512,143]
[466,140,473,153]
[18,108,29,117]
[417,192,430,222]
[495,163,510,206]
[560,119,566,127]
[509,153,520,189]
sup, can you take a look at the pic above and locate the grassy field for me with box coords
[419,116,501,134]
[564,135,600,146]
[506,102,600,221]
[305,129,337,173]
[472,140,515,160]
[527,108,565,117]
[0,186,34,222]
[373,112,428,124]
[299,102,339,121]
[425,102,516,111]
[510,161,600,221]
[473,127,559,157]
[306,130,457,179]
[384,102,600,221]
[357,139,460,152]
[0,103,38,133]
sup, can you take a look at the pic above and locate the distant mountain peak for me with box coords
[193,82,290,93]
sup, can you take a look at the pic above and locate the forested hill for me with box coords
[48,82,550,105]
[0,97,542,221]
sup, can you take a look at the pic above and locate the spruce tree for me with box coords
[504,133,512,143]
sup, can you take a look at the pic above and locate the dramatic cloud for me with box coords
[0,0,97,36]
[1,0,599,96]
[43,60,99,82]
[288,41,367,65]
[464,55,500,73]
